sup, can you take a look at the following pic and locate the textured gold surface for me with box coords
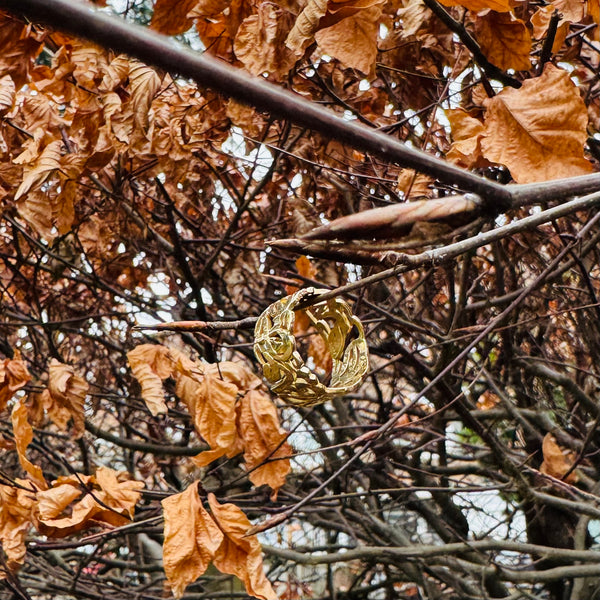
[254,288,369,406]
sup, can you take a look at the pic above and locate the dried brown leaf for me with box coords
[530,6,569,51]
[55,178,77,235]
[16,190,58,242]
[188,0,230,17]
[179,365,239,465]
[285,255,318,294]
[446,108,486,168]
[11,401,47,491]
[100,55,130,92]
[15,139,63,200]
[127,344,173,415]
[39,388,72,430]
[540,433,578,483]
[162,481,224,598]
[397,0,430,37]
[237,390,291,498]
[205,361,262,391]
[397,168,433,199]
[0,351,31,412]
[0,480,36,571]
[226,100,267,139]
[94,466,144,520]
[151,0,199,34]
[36,473,97,537]
[234,3,296,80]
[36,476,84,521]
[473,12,531,71]
[47,359,88,438]
[481,64,593,183]
[286,0,328,54]
[0,74,15,115]
[37,468,142,537]
[208,493,277,600]
[315,5,383,76]
[0,15,43,89]
[129,60,162,134]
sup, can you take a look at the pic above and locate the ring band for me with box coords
[253,288,369,406]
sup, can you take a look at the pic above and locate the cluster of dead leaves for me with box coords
[1,352,143,573]
[162,482,276,599]
[126,344,289,598]
[127,344,292,497]
[152,0,383,78]
[1,355,88,490]
[0,468,143,573]
[147,0,597,185]
[1,348,284,599]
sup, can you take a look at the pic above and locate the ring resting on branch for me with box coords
[253,288,369,406]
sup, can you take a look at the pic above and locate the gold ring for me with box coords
[253,288,369,406]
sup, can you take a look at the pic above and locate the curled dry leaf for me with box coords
[0,74,15,114]
[37,388,72,430]
[47,359,88,438]
[226,100,266,139]
[531,0,584,52]
[99,54,130,93]
[540,433,578,483]
[127,345,290,494]
[0,480,36,571]
[17,187,74,242]
[0,14,44,89]
[11,401,47,491]
[180,364,240,466]
[397,169,433,200]
[127,344,173,415]
[187,0,230,18]
[286,0,328,55]
[472,12,531,71]
[36,467,143,538]
[162,481,224,599]
[481,64,593,183]
[446,108,486,169]
[208,493,277,600]
[314,4,383,77]
[530,6,569,53]
[14,139,63,200]
[129,60,162,135]
[234,3,296,80]
[237,390,292,498]
[205,361,263,392]
[0,350,31,412]
[287,255,318,295]
[95,466,144,520]
[36,476,85,521]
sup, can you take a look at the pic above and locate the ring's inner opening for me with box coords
[345,324,361,350]
[294,309,334,385]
